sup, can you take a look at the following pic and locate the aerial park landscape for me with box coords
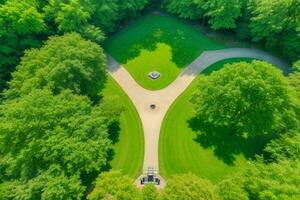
[0,0,299,199]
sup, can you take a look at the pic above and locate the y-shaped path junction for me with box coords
[107,48,289,188]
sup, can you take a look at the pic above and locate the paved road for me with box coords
[107,48,289,187]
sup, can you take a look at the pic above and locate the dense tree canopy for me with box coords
[292,61,300,72]
[55,0,91,32]
[0,0,46,92]
[163,0,242,29]
[0,89,113,199]
[192,61,299,137]
[5,33,107,100]
[162,174,219,200]
[248,0,300,61]
[217,178,249,200]
[3,165,85,200]
[142,183,160,200]
[203,0,242,30]
[88,171,140,200]
[0,0,150,92]
[264,130,300,161]
[163,0,204,20]
[218,159,300,200]
[264,67,300,162]
[118,0,150,18]
[91,0,119,32]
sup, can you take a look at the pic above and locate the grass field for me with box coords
[158,58,274,183]
[105,13,224,90]
[102,76,144,178]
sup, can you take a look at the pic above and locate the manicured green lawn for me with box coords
[159,58,273,183]
[102,76,144,178]
[105,13,224,90]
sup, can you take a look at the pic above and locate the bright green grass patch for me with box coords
[159,58,272,183]
[105,13,224,90]
[102,76,144,178]
[124,43,181,90]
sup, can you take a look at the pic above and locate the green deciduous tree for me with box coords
[192,61,299,137]
[218,159,300,200]
[248,0,300,61]
[0,89,113,198]
[88,171,140,200]
[6,165,84,200]
[43,0,105,42]
[162,174,219,200]
[91,0,119,32]
[163,0,242,29]
[244,160,300,199]
[264,130,300,161]
[142,183,160,200]
[289,72,300,102]
[163,0,204,20]
[5,33,107,100]
[203,0,242,30]
[118,0,150,18]
[0,0,45,35]
[292,61,300,73]
[0,0,46,91]
[217,178,249,200]
[55,0,91,32]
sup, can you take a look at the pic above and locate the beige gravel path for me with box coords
[107,48,289,187]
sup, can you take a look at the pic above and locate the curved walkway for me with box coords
[107,48,289,188]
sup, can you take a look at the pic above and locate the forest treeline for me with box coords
[1,0,300,92]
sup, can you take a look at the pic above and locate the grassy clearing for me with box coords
[105,13,224,90]
[158,58,272,183]
[102,76,144,178]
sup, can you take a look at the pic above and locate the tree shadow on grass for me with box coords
[188,116,277,166]
[105,15,216,68]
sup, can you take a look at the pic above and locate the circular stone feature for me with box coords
[148,71,161,80]
[149,104,157,110]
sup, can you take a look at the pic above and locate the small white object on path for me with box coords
[107,48,289,188]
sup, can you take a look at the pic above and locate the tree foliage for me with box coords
[192,61,299,137]
[264,69,300,162]
[248,0,300,61]
[203,0,242,30]
[55,0,91,32]
[264,130,300,161]
[91,0,119,32]
[142,183,160,200]
[87,171,140,200]
[218,159,300,200]
[0,89,113,199]
[292,61,300,72]
[217,178,249,200]
[0,0,46,91]
[118,0,150,18]
[0,0,150,91]
[5,165,84,200]
[244,160,300,199]
[5,33,107,100]
[162,174,219,200]
[163,0,242,29]
[163,0,204,20]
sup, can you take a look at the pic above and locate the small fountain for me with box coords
[148,71,161,80]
